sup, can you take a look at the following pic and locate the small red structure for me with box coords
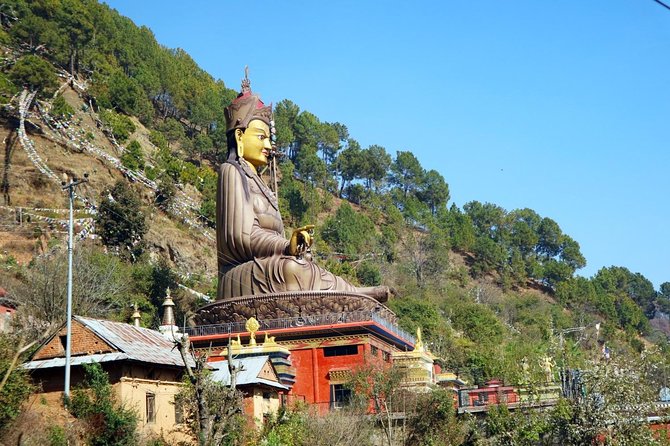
[458,379,519,413]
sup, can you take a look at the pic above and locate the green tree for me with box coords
[336,139,365,197]
[57,0,94,75]
[442,204,476,252]
[485,404,548,446]
[320,203,376,257]
[273,99,300,156]
[417,169,450,215]
[51,94,75,119]
[389,151,424,198]
[405,388,469,446]
[463,200,507,241]
[361,144,391,192]
[536,217,563,258]
[194,133,214,163]
[9,55,57,95]
[471,236,506,278]
[294,144,328,187]
[106,70,144,115]
[96,181,147,260]
[594,266,657,320]
[158,118,185,148]
[507,208,541,258]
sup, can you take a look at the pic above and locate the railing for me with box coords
[186,310,416,345]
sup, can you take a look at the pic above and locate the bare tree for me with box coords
[7,244,129,324]
[174,337,244,446]
[347,362,405,446]
[301,404,375,446]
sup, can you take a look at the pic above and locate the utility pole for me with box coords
[61,172,88,404]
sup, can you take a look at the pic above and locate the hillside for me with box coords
[0,0,669,390]
[1,84,216,276]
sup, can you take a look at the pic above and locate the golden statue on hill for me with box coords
[215,70,390,303]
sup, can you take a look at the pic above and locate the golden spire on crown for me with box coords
[224,66,272,133]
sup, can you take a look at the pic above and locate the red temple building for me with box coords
[187,310,418,412]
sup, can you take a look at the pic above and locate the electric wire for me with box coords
[653,0,670,11]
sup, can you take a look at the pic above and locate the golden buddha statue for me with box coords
[216,71,391,303]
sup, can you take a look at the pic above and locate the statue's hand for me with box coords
[289,225,315,256]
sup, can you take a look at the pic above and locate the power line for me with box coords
[653,0,670,11]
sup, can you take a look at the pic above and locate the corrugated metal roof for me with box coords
[77,316,194,368]
[208,356,288,390]
[23,352,129,369]
[25,316,194,370]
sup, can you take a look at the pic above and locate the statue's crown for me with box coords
[225,67,272,132]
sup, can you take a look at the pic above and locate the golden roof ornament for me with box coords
[263,332,277,345]
[245,317,260,346]
[413,327,425,352]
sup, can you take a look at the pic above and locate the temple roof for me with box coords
[207,355,288,390]
[24,316,194,369]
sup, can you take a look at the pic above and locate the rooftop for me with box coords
[187,310,416,349]
[24,316,194,370]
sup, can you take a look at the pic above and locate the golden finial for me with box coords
[413,327,425,352]
[245,317,260,346]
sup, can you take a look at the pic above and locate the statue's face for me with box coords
[238,119,271,168]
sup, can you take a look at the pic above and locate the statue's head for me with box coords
[225,68,274,168]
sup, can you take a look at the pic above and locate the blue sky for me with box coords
[103,0,670,289]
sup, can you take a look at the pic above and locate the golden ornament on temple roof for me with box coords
[246,317,260,346]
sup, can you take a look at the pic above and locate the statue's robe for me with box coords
[216,160,357,301]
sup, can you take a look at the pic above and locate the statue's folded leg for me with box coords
[221,257,392,303]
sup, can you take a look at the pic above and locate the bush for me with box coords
[70,363,138,446]
[99,109,136,142]
[120,140,144,171]
[51,95,75,120]
[148,130,168,150]
[47,425,68,446]
[0,72,18,104]
[356,261,381,286]
[0,335,34,430]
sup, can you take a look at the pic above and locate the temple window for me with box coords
[371,345,379,356]
[324,345,358,357]
[330,384,351,409]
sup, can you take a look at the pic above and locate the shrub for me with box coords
[51,95,75,120]
[0,335,34,430]
[99,109,136,142]
[120,140,144,171]
[70,363,138,446]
